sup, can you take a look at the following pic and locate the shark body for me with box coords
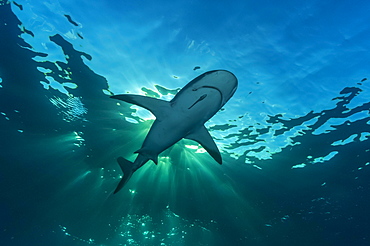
[111,70,238,193]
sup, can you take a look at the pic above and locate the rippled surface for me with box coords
[1,0,370,245]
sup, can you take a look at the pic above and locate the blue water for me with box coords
[1,0,370,245]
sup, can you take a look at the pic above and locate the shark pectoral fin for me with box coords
[111,94,171,120]
[185,126,222,164]
[114,157,134,194]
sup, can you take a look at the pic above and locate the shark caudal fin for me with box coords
[113,157,134,194]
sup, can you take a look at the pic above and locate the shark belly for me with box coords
[140,89,223,157]
[140,115,192,156]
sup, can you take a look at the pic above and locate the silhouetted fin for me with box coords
[113,157,134,194]
[111,94,171,120]
[185,125,222,164]
[134,147,158,164]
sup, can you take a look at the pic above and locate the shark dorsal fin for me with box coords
[111,94,171,120]
[185,125,222,164]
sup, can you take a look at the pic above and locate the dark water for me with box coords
[1,1,370,245]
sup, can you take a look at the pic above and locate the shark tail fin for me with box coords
[113,157,134,194]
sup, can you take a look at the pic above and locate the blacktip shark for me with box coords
[111,70,238,193]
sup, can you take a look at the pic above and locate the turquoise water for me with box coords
[1,0,369,245]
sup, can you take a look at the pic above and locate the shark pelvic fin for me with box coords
[114,157,134,194]
[111,94,171,120]
[134,148,158,164]
[185,125,222,164]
